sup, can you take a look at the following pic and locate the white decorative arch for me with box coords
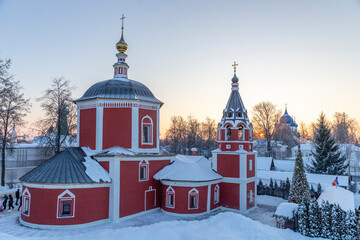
[214,184,220,204]
[57,189,76,218]
[139,160,149,181]
[166,186,175,208]
[141,115,153,145]
[188,188,199,210]
[22,188,31,217]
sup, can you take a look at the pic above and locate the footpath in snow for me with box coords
[0,210,322,240]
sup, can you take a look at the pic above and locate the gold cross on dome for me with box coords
[121,14,125,29]
[232,61,238,74]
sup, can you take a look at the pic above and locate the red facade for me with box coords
[79,109,96,149]
[161,184,209,214]
[217,154,239,178]
[119,160,170,217]
[246,181,255,209]
[138,109,157,149]
[103,108,132,149]
[21,186,109,226]
[220,182,240,210]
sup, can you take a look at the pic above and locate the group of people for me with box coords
[1,189,21,212]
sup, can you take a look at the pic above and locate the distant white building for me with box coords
[291,143,314,157]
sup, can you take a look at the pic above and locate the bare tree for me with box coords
[251,101,282,157]
[163,116,217,156]
[37,77,77,154]
[0,59,31,186]
[298,121,311,143]
[331,112,358,144]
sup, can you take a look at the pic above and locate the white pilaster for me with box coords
[239,183,247,212]
[76,107,80,146]
[207,184,211,212]
[239,153,246,179]
[212,153,218,171]
[96,106,103,151]
[131,107,139,152]
[109,159,120,221]
[156,107,160,153]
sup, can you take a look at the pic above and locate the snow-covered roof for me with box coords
[94,146,136,156]
[258,170,349,188]
[317,186,355,212]
[257,157,273,171]
[291,144,313,152]
[275,202,298,219]
[20,147,111,184]
[273,157,314,172]
[154,155,223,182]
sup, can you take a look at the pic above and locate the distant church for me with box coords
[274,105,300,152]
[19,17,256,228]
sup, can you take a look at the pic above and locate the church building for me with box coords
[19,17,256,228]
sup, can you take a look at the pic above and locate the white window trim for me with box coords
[57,190,75,219]
[22,188,31,217]
[249,190,253,203]
[141,115,153,145]
[139,160,149,182]
[214,184,220,204]
[166,186,175,209]
[188,188,199,210]
[249,159,253,171]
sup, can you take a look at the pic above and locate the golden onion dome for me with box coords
[116,33,128,53]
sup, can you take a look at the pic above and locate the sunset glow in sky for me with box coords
[0,0,359,138]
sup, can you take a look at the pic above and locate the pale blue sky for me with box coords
[0,0,360,137]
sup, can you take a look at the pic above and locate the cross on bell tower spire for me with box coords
[114,14,130,79]
[232,61,238,74]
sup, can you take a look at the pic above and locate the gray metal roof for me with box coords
[19,147,110,184]
[223,80,248,120]
[74,79,163,105]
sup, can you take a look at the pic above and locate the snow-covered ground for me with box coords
[0,210,322,240]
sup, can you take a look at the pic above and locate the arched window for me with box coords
[226,125,231,141]
[139,160,149,181]
[166,186,175,208]
[22,188,31,217]
[249,129,252,141]
[238,125,244,141]
[188,188,199,210]
[141,116,153,145]
[214,184,220,204]
[227,111,233,118]
[236,112,242,118]
[57,190,75,218]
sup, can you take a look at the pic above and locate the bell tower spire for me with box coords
[114,14,129,79]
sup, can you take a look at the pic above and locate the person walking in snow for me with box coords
[18,195,22,211]
[2,194,8,210]
[15,189,20,205]
[8,194,14,210]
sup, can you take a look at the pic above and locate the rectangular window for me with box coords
[249,190,253,202]
[168,194,174,207]
[140,166,146,180]
[249,160,253,171]
[143,126,149,143]
[190,196,196,209]
[62,201,71,216]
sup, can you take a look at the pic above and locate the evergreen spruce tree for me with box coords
[288,146,310,203]
[320,201,332,238]
[310,184,316,199]
[308,112,348,175]
[269,178,274,196]
[316,183,322,199]
[331,204,341,240]
[344,210,357,239]
[308,198,320,237]
[257,179,264,195]
[297,198,310,236]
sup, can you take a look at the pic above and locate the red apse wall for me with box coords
[161,184,208,214]
[21,186,109,225]
[247,155,256,178]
